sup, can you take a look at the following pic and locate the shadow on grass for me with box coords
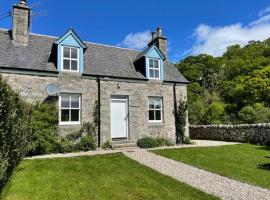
[257,146,270,151]
[257,163,270,171]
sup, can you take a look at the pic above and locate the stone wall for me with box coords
[2,72,98,136]
[190,124,270,145]
[99,80,188,143]
[2,72,188,144]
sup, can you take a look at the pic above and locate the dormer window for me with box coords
[55,28,87,74]
[149,58,160,79]
[134,44,165,81]
[62,46,79,72]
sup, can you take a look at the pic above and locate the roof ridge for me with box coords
[0,28,141,52]
[29,32,141,52]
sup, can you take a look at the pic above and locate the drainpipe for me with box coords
[97,76,101,147]
[173,83,179,144]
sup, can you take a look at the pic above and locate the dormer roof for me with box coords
[55,28,87,49]
[0,29,188,83]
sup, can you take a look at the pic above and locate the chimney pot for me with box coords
[157,27,162,37]
[20,0,27,6]
[151,32,157,40]
[148,27,167,58]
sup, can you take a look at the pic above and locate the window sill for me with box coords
[59,71,80,75]
[59,122,81,126]
[148,122,165,127]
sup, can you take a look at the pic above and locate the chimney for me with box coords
[148,27,168,58]
[12,0,31,46]
[151,31,157,41]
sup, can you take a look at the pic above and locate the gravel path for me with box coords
[123,149,270,200]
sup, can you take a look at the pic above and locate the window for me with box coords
[148,97,163,122]
[59,94,81,125]
[148,58,160,79]
[62,47,79,72]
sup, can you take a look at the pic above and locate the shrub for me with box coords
[176,97,188,144]
[101,140,112,150]
[137,137,172,149]
[137,137,157,148]
[27,102,72,156]
[155,138,173,147]
[0,76,32,191]
[238,103,270,124]
[74,135,96,151]
[183,136,195,144]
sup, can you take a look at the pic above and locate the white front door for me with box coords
[110,98,128,139]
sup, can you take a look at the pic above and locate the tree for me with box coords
[177,37,270,125]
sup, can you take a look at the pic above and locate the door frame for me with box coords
[110,96,129,140]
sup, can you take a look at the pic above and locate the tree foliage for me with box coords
[0,76,32,191]
[177,39,270,124]
[176,97,188,143]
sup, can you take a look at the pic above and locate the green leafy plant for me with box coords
[27,102,72,156]
[176,97,188,144]
[74,135,96,151]
[183,136,195,144]
[0,76,32,191]
[137,137,172,149]
[155,137,173,147]
[101,140,112,150]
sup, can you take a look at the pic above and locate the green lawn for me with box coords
[1,153,218,200]
[153,144,270,189]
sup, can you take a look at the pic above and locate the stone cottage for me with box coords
[0,0,188,146]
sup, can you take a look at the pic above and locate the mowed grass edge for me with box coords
[1,153,218,200]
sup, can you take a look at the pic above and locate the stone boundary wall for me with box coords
[190,123,270,145]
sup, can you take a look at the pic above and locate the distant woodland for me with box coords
[177,39,270,125]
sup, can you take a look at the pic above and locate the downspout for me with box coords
[97,76,101,147]
[173,83,179,144]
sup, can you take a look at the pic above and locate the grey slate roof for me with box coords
[0,29,188,83]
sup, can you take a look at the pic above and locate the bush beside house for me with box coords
[0,77,98,192]
[0,76,32,191]
[137,137,173,149]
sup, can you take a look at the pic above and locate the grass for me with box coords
[153,144,270,189]
[1,153,218,200]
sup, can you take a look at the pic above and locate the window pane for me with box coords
[155,98,162,109]
[154,60,159,68]
[149,69,154,78]
[71,60,78,71]
[149,98,155,109]
[71,95,79,108]
[149,110,155,121]
[63,47,70,58]
[61,109,70,121]
[156,110,161,120]
[155,70,159,78]
[63,59,70,70]
[149,59,154,68]
[61,96,70,108]
[71,110,79,121]
[71,48,78,59]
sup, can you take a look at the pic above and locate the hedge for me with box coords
[0,76,32,192]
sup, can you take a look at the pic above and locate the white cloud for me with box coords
[259,6,270,17]
[118,30,151,50]
[189,6,270,57]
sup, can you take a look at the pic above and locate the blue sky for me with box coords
[1,0,270,62]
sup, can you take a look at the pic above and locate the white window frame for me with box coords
[148,97,163,123]
[148,58,161,80]
[59,94,81,125]
[61,46,80,72]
